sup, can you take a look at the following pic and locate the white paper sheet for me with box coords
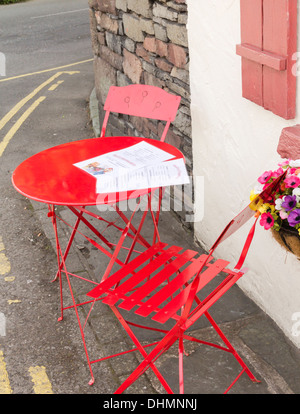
[96,158,190,193]
[73,141,173,178]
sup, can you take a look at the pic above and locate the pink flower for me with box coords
[272,167,284,177]
[259,212,274,230]
[284,175,300,188]
[278,160,290,167]
[279,210,289,219]
[258,170,273,184]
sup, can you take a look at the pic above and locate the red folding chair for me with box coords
[98,84,182,247]
[100,84,181,142]
[84,172,286,393]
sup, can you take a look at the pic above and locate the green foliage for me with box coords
[0,0,27,4]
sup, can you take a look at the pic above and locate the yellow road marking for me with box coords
[0,73,59,132]
[0,70,80,157]
[48,80,64,91]
[0,237,11,275]
[4,276,15,282]
[29,366,53,394]
[0,253,10,275]
[0,237,6,251]
[0,59,92,83]
[0,96,46,158]
[0,71,78,133]
[0,350,12,394]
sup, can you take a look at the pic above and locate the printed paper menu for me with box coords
[73,141,173,178]
[96,158,190,193]
[73,141,190,193]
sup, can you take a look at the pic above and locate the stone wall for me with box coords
[88,0,192,224]
[88,0,191,164]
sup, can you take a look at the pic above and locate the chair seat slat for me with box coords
[102,245,183,306]
[87,242,167,299]
[135,254,210,318]
[151,258,230,324]
[119,249,199,311]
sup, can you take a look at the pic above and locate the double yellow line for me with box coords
[0,96,46,158]
[0,232,53,393]
[0,350,53,394]
[0,71,79,158]
[0,59,92,158]
[0,350,11,394]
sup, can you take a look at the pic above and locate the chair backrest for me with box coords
[100,84,181,142]
[178,170,287,327]
[210,170,287,254]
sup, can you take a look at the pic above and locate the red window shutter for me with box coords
[236,0,297,119]
[237,0,263,107]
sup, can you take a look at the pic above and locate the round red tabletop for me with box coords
[12,136,184,206]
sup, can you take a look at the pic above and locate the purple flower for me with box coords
[282,195,297,211]
[288,209,300,227]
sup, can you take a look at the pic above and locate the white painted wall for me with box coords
[187,0,300,346]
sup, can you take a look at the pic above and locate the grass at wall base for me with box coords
[0,0,28,4]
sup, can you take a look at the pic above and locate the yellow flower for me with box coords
[249,194,264,212]
[250,190,257,201]
[259,203,275,214]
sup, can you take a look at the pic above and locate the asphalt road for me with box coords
[0,0,105,394]
[2,0,300,401]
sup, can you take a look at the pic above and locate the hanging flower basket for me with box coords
[271,223,300,259]
[251,159,300,259]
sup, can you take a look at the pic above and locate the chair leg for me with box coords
[50,206,84,283]
[49,205,95,385]
[110,305,175,394]
[115,353,174,394]
[63,267,95,386]
[48,205,65,321]
[189,290,260,387]
[178,335,184,394]
[204,310,260,384]
[114,204,151,249]
[223,368,246,394]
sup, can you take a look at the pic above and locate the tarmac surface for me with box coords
[23,89,300,396]
[1,0,299,401]
[1,0,299,399]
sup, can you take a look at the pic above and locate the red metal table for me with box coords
[12,135,185,384]
[12,136,184,205]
